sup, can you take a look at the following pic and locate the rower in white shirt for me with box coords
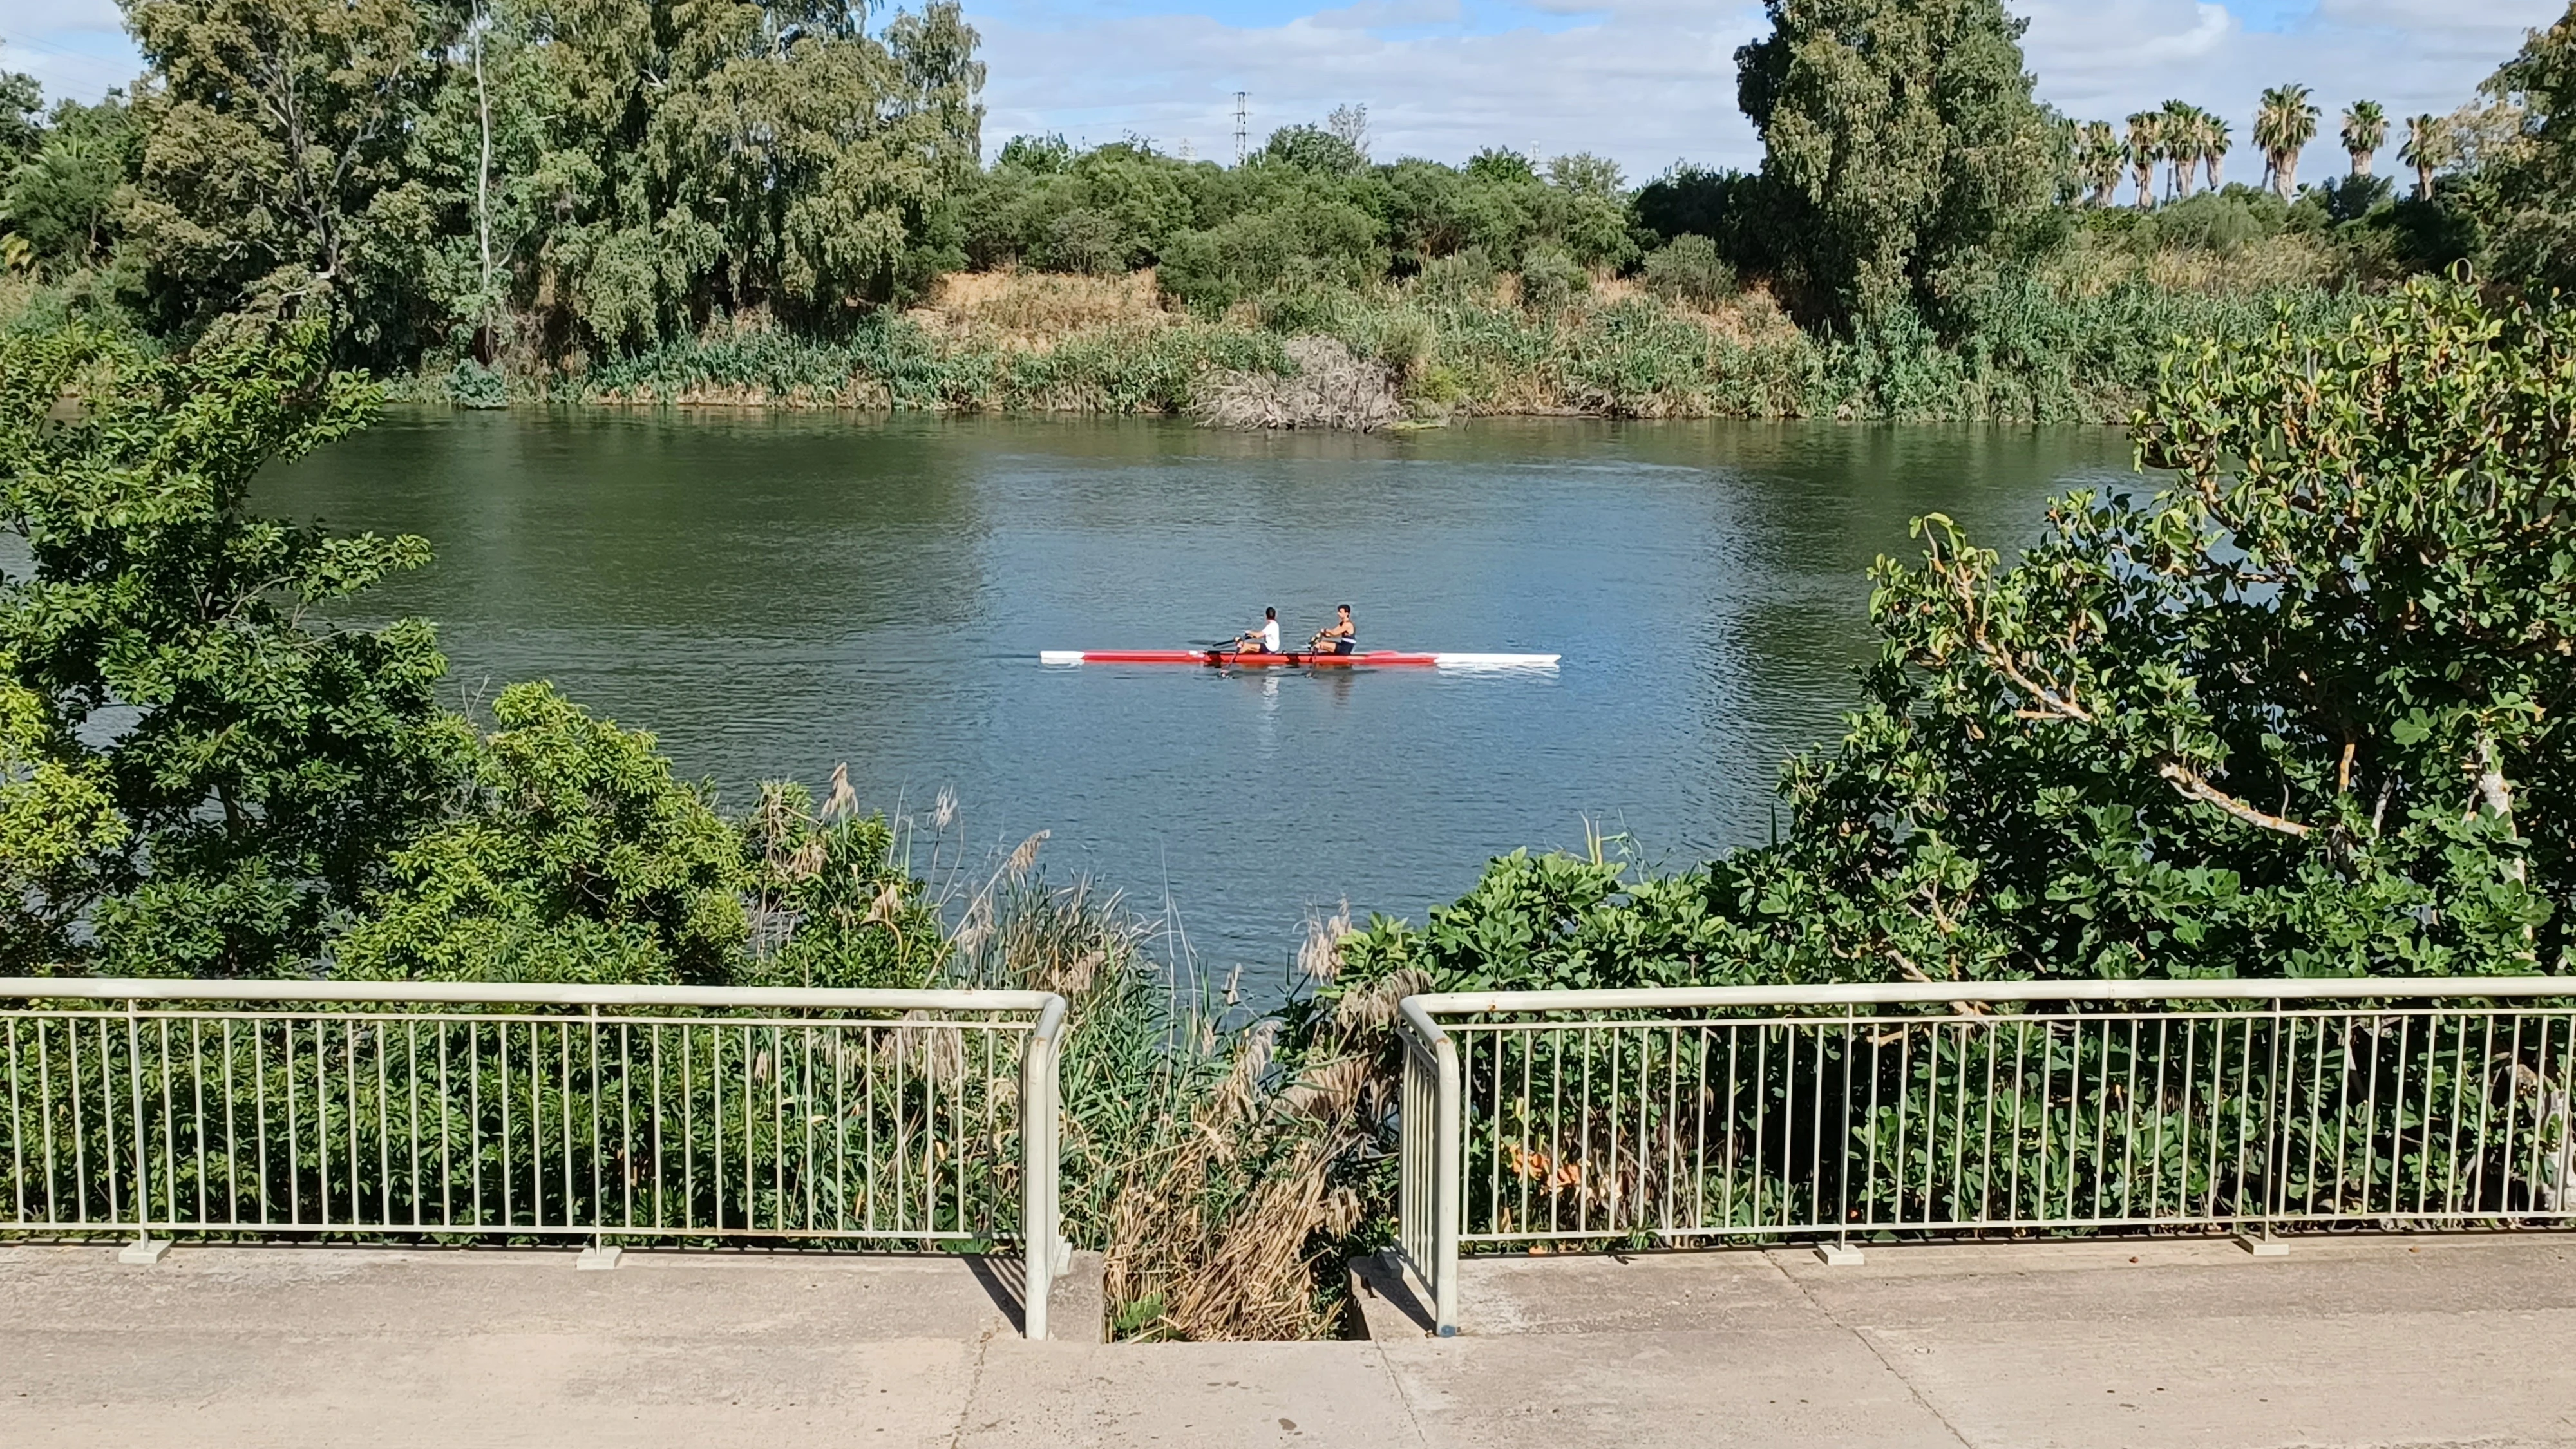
[1228,607,1282,656]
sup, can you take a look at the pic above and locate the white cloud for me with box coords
[0,0,136,104]
[2,0,2564,191]
[982,0,2568,185]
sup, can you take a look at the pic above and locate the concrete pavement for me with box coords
[6,1235,2575,1446]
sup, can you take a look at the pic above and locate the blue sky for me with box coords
[4,0,2563,187]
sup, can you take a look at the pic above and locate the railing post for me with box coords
[1020,996,1067,1340]
[1432,1028,1461,1337]
[118,998,167,1265]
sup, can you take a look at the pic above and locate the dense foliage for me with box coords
[1345,277,2576,989]
[1732,0,2063,333]
[0,319,942,985]
[9,0,2562,424]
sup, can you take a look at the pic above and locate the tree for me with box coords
[336,683,752,985]
[2125,111,2160,207]
[2453,6,2576,294]
[3,95,140,274]
[2159,100,2199,198]
[1348,278,2576,987]
[2203,114,2231,189]
[1260,124,1366,176]
[2401,113,2448,200]
[1734,0,2060,331]
[2078,120,2121,205]
[2255,83,2320,200]
[2343,99,2387,178]
[0,317,460,976]
[122,0,466,346]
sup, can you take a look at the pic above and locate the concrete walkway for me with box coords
[6,1235,2575,1446]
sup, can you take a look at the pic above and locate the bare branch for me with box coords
[2157,761,2313,837]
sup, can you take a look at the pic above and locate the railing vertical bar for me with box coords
[650,1023,667,1231]
[1851,1010,1871,1235]
[618,1019,634,1232]
[681,1023,697,1231]
[2441,1011,2469,1217]
[39,1018,60,1225]
[712,1023,729,1232]
[5,1016,23,1226]
[184,1018,208,1229]
[2465,1013,2497,1217]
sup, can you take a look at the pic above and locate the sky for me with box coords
[3,0,2564,189]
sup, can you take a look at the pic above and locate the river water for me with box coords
[260,411,2132,967]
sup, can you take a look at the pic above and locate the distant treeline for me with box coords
[3,0,2575,404]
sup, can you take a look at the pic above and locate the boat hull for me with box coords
[1039,650,1557,668]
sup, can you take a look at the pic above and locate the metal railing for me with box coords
[0,978,1070,1338]
[1396,978,2576,1334]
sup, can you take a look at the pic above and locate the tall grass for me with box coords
[408,263,2374,426]
[941,845,1396,1340]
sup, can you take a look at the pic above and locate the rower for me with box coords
[1230,607,1282,656]
[1309,604,1357,656]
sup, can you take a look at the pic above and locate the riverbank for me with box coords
[393,250,2370,427]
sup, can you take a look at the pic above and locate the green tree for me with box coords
[2401,113,2448,200]
[122,0,465,346]
[2343,100,2387,178]
[0,658,127,969]
[2,95,140,275]
[1734,0,2060,332]
[0,317,460,976]
[2255,83,2319,200]
[2125,111,2161,208]
[337,683,750,985]
[1348,278,2576,989]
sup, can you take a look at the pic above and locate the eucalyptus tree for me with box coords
[122,0,468,347]
[2255,84,2319,200]
[2342,100,2387,178]
[1733,0,2059,332]
[2125,111,2160,206]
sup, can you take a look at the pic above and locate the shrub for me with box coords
[1642,234,1736,308]
[1517,245,1589,314]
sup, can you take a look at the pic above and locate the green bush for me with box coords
[1642,234,1736,308]
[1516,245,1589,314]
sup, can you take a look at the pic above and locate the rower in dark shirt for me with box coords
[1308,604,1357,656]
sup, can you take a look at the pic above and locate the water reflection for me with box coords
[259,411,2130,965]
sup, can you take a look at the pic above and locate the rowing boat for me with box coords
[1039,649,1558,669]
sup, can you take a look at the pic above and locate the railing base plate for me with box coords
[117,1238,171,1266]
[2235,1234,2289,1258]
[576,1246,623,1271]
[1814,1242,1865,1267]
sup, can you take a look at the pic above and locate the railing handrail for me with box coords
[1401,969,2576,1330]
[0,976,1072,1338]
[0,977,1063,1014]
[1399,974,2576,1041]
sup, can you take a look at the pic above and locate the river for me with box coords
[259,411,2132,968]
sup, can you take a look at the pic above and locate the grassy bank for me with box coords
[393,250,2372,426]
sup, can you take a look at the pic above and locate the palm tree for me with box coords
[2342,100,2387,178]
[2079,120,2122,206]
[2126,111,2161,207]
[2160,99,2199,198]
[2204,114,2233,191]
[2400,113,2448,200]
[2255,83,2320,200]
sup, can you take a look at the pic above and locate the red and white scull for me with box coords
[1040,649,1558,668]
